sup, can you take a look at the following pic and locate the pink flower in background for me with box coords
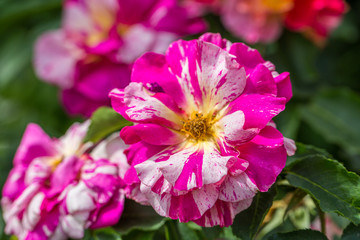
[34,0,206,117]
[285,0,347,45]
[1,122,127,239]
[110,33,295,227]
[181,0,221,16]
[183,0,346,44]
[222,0,294,44]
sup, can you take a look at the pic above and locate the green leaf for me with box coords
[121,231,155,240]
[232,185,277,240]
[286,142,332,167]
[0,208,6,240]
[220,227,240,240]
[301,88,360,156]
[115,199,167,235]
[177,222,199,240]
[84,107,131,143]
[267,229,327,240]
[341,223,360,240]
[285,155,360,224]
[93,228,122,240]
[201,226,222,240]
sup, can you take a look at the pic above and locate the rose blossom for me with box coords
[222,0,294,44]
[110,33,295,226]
[34,0,206,117]
[185,0,346,44]
[284,0,347,45]
[1,122,128,239]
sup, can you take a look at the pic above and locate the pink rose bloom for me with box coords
[181,0,221,16]
[110,33,295,227]
[222,0,294,44]
[219,0,346,44]
[1,122,127,239]
[285,0,347,45]
[34,0,206,117]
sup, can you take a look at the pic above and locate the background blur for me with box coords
[0,0,359,222]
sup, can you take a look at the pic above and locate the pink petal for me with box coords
[120,124,185,145]
[34,30,79,89]
[221,0,282,43]
[131,52,188,110]
[89,190,125,229]
[196,42,247,112]
[110,82,182,128]
[229,42,265,72]
[199,32,231,50]
[243,64,277,97]
[65,182,96,214]
[140,183,219,222]
[227,94,286,130]
[136,143,233,191]
[117,25,176,64]
[274,72,293,102]
[284,137,296,156]
[217,110,258,146]
[193,199,253,227]
[12,123,56,167]
[218,173,258,202]
[238,126,287,192]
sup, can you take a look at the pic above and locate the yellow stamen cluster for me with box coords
[181,112,216,142]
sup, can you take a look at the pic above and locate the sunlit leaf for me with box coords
[286,155,360,224]
[84,107,131,143]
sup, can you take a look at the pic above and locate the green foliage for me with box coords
[286,143,332,167]
[267,229,327,240]
[177,222,199,240]
[285,155,360,224]
[84,107,132,143]
[84,228,122,240]
[1,0,360,239]
[232,186,277,240]
[301,88,360,156]
[115,199,167,238]
[341,223,360,240]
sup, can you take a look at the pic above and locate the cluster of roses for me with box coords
[34,0,346,118]
[2,0,345,239]
[186,0,346,44]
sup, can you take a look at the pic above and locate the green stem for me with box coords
[312,197,326,236]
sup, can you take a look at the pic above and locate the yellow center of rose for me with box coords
[181,112,216,141]
[261,0,294,13]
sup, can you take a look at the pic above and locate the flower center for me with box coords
[181,112,215,141]
[261,0,294,13]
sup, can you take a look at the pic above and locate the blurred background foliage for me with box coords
[0,0,360,238]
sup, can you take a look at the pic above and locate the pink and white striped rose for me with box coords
[34,0,207,117]
[110,33,295,227]
[1,122,127,240]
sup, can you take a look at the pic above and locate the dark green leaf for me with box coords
[202,226,222,240]
[93,228,122,240]
[164,221,180,240]
[232,185,277,240]
[121,230,155,240]
[115,199,167,235]
[220,227,240,240]
[286,143,332,167]
[267,229,327,240]
[341,223,360,240]
[0,208,8,240]
[285,155,360,224]
[177,222,199,240]
[301,88,360,156]
[84,107,131,143]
